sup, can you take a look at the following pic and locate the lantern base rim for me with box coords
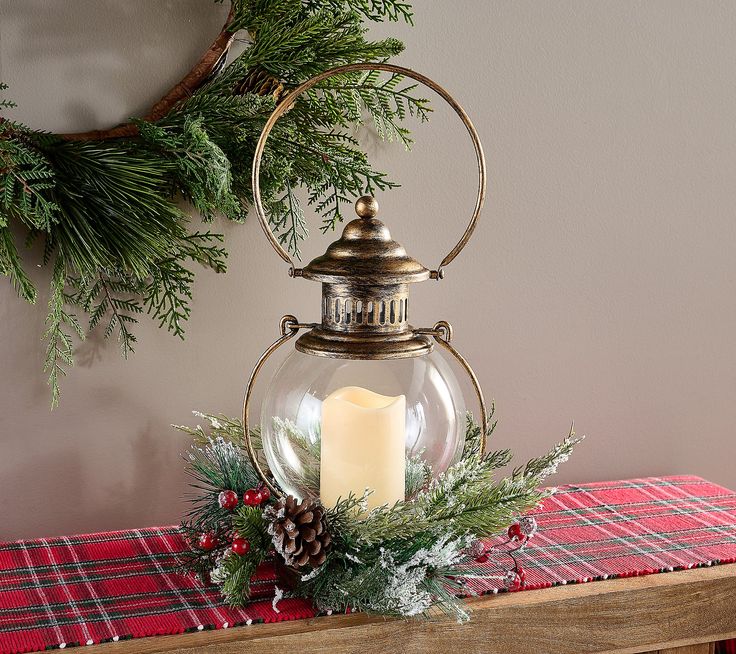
[295,327,433,359]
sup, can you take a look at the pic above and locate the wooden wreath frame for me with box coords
[60,4,236,141]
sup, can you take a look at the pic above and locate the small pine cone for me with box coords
[264,495,332,568]
[236,68,285,102]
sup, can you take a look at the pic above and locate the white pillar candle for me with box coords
[320,386,406,510]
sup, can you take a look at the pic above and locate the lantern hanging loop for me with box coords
[251,62,487,279]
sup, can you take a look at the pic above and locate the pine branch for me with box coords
[98,275,140,357]
[144,258,194,338]
[304,0,414,23]
[0,82,17,110]
[268,181,309,258]
[0,225,37,303]
[68,273,144,357]
[218,554,262,606]
[232,506,271,550]
[513,424,583,483]
[43,258,84,407]
[313,71,431,148]
[2,2,421,405]
[0,129,59,231]
[135,117,244,222]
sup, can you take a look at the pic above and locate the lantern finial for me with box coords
[355,195,379,219]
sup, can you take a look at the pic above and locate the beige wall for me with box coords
[1,1,735,540]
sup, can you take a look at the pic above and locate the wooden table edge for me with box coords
[84,564,736,654]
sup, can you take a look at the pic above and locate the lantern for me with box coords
[244,63,488,510]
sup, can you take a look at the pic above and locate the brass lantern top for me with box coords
[296,196,434,360]
[302,196,430,286]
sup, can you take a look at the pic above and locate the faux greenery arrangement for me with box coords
[0,0,426,405]
[177,410,582,621]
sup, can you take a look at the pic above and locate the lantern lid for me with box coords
[302,196,430,285]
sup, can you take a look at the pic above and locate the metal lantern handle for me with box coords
[242,315,315,497]
[251,62,487,279]
[243,317,489,498]
[416,321,489,451]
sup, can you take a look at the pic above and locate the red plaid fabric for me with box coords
[1,475,735,654]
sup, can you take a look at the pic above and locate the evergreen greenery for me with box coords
[177,409,582,621]
[0,0,426,405]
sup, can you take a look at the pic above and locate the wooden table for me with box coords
[84,565,736,654]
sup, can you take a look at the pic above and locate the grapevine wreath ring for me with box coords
[0,0,430,405]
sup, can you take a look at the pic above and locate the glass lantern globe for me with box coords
[260,348,466,505]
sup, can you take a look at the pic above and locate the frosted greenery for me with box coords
[177,408,583,620]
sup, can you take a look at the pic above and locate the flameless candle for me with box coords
[320,386,406,510]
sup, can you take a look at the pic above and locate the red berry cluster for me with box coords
[243,483,271,507]
[507,522,524,541]
[242,488,262,506]
[198,531,252,556]
[505,566,526,590]
[197,532,218,551]
[218,485,271,511]
[231,537,251,556]
[218,490,238,510]
[198,485,272,555]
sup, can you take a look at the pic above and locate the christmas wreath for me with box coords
[177,409,582,621]
[0,0,425,405]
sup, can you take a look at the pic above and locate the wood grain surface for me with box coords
[83,565,736,654]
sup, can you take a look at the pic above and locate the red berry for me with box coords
[218,490,239,511]
[508,523,524,541]
[258,485,271,503]
[243,489,260,506]
[231,537,251,556]
[198,532,218,551]
[517,566,526,584]
[474,553,490,564]
[504,570,521,590]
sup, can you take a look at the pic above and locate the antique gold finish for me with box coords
[242,315,304,497]
[295,196,434,359]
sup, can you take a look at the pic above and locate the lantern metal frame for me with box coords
[243,63,489,497]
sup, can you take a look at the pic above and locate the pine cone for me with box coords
[236,68,285,102]
[264,495,331,568]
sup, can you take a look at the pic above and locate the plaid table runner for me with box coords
[1,474,736,653]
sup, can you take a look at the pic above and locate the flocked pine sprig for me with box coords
[181,435,262,534]
[177,408,583,621]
